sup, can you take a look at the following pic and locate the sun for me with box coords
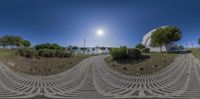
[97,29,104,36]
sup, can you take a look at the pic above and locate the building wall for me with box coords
[73,47,109,54]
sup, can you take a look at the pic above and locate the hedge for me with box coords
[128,48,142,59]
[110,48,141,60]
[142,48,150,53]
[17,48,72,58]
[17,48,38,58]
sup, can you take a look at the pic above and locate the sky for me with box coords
[0,0,200,47]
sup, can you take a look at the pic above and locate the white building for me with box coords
[141,26,174,52]
[73,47,110,55]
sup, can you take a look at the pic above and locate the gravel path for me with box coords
[0,54,200,99]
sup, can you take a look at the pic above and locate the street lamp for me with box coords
[84,39,86,54]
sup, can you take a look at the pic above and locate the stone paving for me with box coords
[0,54,200,99]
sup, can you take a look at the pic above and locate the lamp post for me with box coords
[84,39,86,54]
[186,43,188,49]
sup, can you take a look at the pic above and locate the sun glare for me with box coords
[97,29,104,36]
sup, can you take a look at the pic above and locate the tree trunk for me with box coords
[165,44,168,54]
[160,46,162,53]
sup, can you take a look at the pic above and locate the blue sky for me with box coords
[0,0,200,47]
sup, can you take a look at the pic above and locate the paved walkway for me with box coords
[0,54,200,99]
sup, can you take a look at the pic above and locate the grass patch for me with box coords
[0,49,15,59]
[105,52,177,75]
[2,54,93,76]
[190,48,200,59]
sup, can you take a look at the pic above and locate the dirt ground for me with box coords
[2,54,92,76]
[105,53,177,75]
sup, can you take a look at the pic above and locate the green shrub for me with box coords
[110,48,127,59]
[38,49,71,58]
[35,43,63,50]
[56,50,65,58]
[128,48,142,59]
[17,48,26,57]
[135,43,145,49]
[110,48,141,60]
[25,49,38,58]
[55,50,72,58]
[48,50,56,57]
[17,48,72,58]
[17,48,38,58]
[38,49,56,58]
[38,49,48,57]
[63,52,72,58]
[142,48,150,53]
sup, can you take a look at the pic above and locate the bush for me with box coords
[64,52,72,58]
[38,49,72,58]
[110,48,141,60]
[110,48,127,59]
[38,49,56,58]
[17,48,26,57]
[55,50,72,58]
[17,48,38,58]
[17,48,72,58]
[128,48,142,59]
[142,48,150,53]
[135,43,145,49]
[47,50,56,57]
[35,43,63,50]
[56,50,65,58]
[38,49,47,57]
[26,49,38,58]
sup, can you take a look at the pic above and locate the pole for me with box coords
[84,39,86,54]
[186,43,188,49]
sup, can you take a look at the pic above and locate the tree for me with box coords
[0,37,2,47]
[9,35,15,48]
[0,35,30,49]
[108,47,112,51]
[100,47,106,54]
[72,46,78,51]
[51,44,61,49]
[100,47,106,50]
[120,45,127,48]
[71,46,78,54]
[80,47,87,51]
[14,36,23,48]
[0,35,24,48]
[198,38,200,48]
[151,26,182,53]
[92,48,95,51]
[1,35,9,48]
[135,43,145,49]
[22,40,31,48]
[177,45,184,50]
[67,45,73,50]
